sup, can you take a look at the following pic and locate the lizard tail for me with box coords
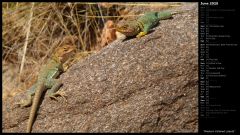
[27,83,45,133]
[171,10,190,16]
[157,11,173,20]
[171,6,197,16]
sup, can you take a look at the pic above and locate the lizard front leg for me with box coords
[136,24,151,38]
[136,32,147,38]
[136,22,157,38]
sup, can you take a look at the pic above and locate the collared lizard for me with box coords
[18,44,76,132]
[116,10,189,39]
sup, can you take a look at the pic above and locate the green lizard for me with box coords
[18,45,76,132]
[116,10,188,38]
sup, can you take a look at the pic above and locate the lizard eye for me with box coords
[123,26,127,28]
[121,25,128,29]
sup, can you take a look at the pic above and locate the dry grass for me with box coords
[3,3,120,63]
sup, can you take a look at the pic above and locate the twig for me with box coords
[77,2,182,7]
[77,14,144,18]
[19,3,34,76]
[97,4,105,24]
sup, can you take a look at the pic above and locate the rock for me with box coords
[2,3,198,133]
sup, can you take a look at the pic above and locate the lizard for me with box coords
[18,44,77,132]
[116,10,190,39]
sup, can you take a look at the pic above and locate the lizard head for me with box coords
[116,23,140,37]
[52,45,77,64]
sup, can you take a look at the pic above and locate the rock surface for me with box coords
[2,3,198,133]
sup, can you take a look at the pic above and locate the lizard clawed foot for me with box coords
[16,95,33,108]
[48,91,67,102]
[16,100,32,108]
[136,32,147,38]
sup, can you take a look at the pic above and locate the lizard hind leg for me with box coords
[17,84,37,107]
[49,91,67,102]
[19,94,34,107]
[47,79,66,102]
